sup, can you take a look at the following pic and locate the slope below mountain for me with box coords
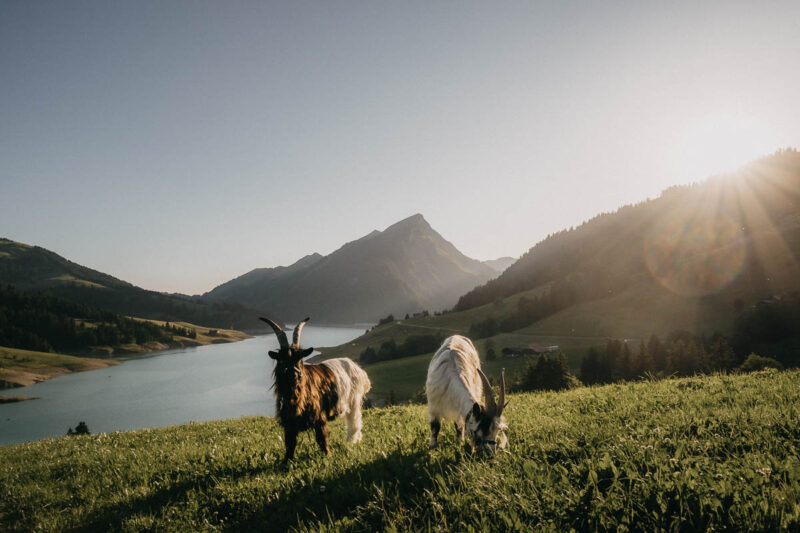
[0,238,265,330]
[483,256,516,274]
[203,214,497,323]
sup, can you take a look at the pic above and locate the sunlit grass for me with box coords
[2,369,798,531]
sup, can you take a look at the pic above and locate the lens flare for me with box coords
[644,215,746,296]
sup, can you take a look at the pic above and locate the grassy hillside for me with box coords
[515,276,737,339]
[359,336,598,403]
[0,346,119,389]
[317,284,555,359]
[131,319,251,347]
[1,370,798,531]
[314,284,619,403]
[457,150,800,315]
[316,259,782,404]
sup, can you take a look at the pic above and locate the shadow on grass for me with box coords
[221,446,436,531]
[62,459,263,533]
[65,445,444,532]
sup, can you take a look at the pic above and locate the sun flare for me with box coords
[673,114,776,182]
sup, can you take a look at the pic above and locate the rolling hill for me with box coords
[0,239,265,331]
[203,214,498,324]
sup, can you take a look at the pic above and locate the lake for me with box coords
[0,325,366,446]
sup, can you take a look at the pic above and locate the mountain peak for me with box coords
[290,253,323,269]
[383,213,431,233]
[203,212,496,322]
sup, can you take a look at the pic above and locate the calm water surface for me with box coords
[0,325,365,445]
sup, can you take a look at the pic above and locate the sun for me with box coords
[671,113,776,182]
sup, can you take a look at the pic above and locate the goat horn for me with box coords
[476,367,498,415]
[293,317,310,346]
[259,317,289,349]
[498,369,507,416]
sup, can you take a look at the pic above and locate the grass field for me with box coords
[315,285,555,361]
[314,271,748,403]
[0,346,119,389]
[516,278,736,339]
[363,335,601,403]
[1,369,798,531]
[315,284,610,402]
[319,275,734,365]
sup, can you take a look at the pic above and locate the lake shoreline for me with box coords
[0,395,38,403]
[0,326,253,392]
[0,351,122,392]
[0,326,366,446]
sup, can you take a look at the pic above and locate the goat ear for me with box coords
[291,347,314,362]
[268,350,280,359]
[299,347,315,358]
[472,402,482,419]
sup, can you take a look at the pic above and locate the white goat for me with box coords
[425,335,508,453]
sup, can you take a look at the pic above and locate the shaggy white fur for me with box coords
[426,335,483,429]
[321,357,372,443]
[426,335,508,452]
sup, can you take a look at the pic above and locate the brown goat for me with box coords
[262,317,371,461]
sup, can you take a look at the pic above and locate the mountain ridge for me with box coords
[0,238,266,330]
[203,214,497,323]
[457,150,800,313]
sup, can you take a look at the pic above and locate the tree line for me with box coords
[466,271,619,339]
[0,284,177,354]
[579,332,738,385]
[360,333,446,364]
[511,297,799,394]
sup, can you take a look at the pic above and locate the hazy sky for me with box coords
[2,1,799,294]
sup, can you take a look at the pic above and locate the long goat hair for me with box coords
[261,317,371,461]
[426,335,508,454]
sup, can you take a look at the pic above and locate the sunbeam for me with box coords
[644,150,800,297]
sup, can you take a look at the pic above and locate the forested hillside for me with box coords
[0,285,177,354]
[0,239,265,330]
[456,150,800,329]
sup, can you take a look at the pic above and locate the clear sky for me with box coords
[2,1,799,295]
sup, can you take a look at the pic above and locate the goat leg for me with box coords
[454,421,464,441]
[314,422,330,455]
[429,419,441,449]
[283,426,298,462]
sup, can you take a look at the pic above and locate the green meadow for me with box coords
[2,369,798,531]
[361,336,594,403]
[314,266,758,404]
